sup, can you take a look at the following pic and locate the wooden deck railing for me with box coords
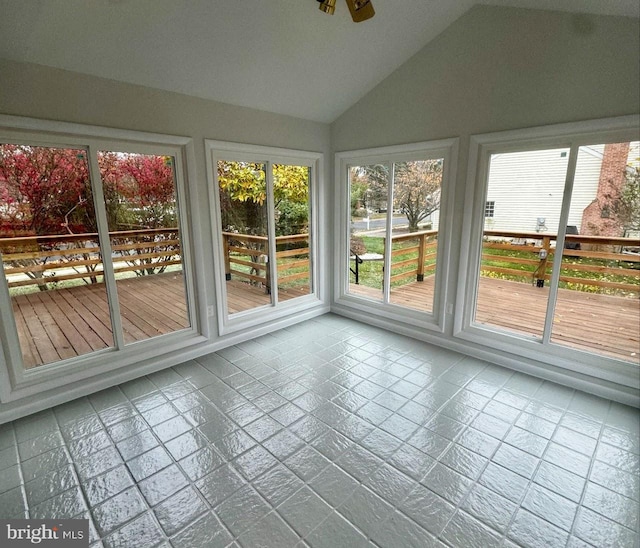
[386,229,438,284]
[354,228,638,295]
[4,227,637,295]
[0,228,182,290]
[481,230,640,293]
[221,231,310,292]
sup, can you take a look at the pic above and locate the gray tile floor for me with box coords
[1,314,639,547]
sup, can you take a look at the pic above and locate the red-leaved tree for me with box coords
[0,145,93,236]
[1,146,180,287]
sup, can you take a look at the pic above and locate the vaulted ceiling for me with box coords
[0,0,637,123]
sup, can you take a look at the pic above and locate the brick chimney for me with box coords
[581,142,630,237]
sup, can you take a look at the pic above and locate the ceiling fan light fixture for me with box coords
[318,0,336,15]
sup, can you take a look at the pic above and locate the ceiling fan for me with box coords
[317,0,375,23]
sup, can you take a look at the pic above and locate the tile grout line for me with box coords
[431,369,521,545]
[83,388,171,547]
[3,316,638,548]
[565,395,610,546]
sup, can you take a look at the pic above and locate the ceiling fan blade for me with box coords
[345,0,374,22]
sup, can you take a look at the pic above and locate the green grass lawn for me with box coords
[482,246,639,295]
[350,236,639,296]
[350,235,437,290]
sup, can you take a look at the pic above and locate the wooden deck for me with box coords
[11,272,638,369]
[350,277,640,364]
[12,273,191,369]
[11,274,311,369]
[226,279,311,314]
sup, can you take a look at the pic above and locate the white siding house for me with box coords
[485,143,640,234]
[426,142,639,235]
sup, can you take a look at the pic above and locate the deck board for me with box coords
[11,272,638,369]
[48,289,108,352]
[14,294,60,365]
[57,286,114,346]
[225,279,310,314]
[350,277,639,364]
[32,290,93,357]
[12,300,41,366]
[11,273,311,369]
[11,273,191,368]
[116,279,187,332]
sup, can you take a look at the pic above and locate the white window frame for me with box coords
[455,115,640,389]
[205,140,323,336]
[0,115,205,403]
[334,139,458,332]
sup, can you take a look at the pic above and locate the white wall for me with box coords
[0,59,332,421]
[332,7,639,150]
[331,6,640,403]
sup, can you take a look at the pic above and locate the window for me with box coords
[0,116,199,398]
[336,139,458,327]
[206,141,321,333]
[98,150,191,346]
[457,115,639,388]
[1,144,114,368]
[484,201,495,218]
[476,147,569,339]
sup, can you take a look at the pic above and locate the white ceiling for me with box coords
[0,0,637,123]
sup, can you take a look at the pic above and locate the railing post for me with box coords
[535,236,551,288]
[223,233,231,281]
[383,236,386,288]
[417,233,426,282]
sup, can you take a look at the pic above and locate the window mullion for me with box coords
[171,150,198,332]
[383,161,393,304]
[266,161,279,306]
[86,146,125,349]
[542,144,579,345]
[0,250,25,385]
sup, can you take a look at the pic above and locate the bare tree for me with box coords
[611,165,640,235]
[394,160,442,232]
[354,160,443,232]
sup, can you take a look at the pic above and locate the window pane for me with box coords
[388,159,442,313]
[485,201,495,218]
[0,144,114,368]
[347,164,387,302]
[99,151,190,342]
[274,164,312,301]
[217,160,272,314]
[551,142,640,363]
[474,148,568,338]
